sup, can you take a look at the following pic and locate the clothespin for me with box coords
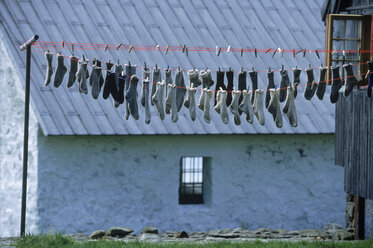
[165,45,169,54]
[155,64,158,70]
[293,49,295,58]
[186,47,189,57]
[156,45,160,50]
[272,48,277,57]
[82,54,85,61]
[121,71,125,77]
[58,50,61,55]
[268,66,271,71]
[62,40,65,48]
[255,48,257,58]
[315,50,320,59]
[229,66,232,72]
[71,43,75,56]
[144,62,147,70]
[241,66,243,72]
[265,48,271,54]
[117,59,120,65]
[252,66,255,72]
[227,45,231,53]
[178,66,181,71]
[167,65,169,70]
[279,48,284,58]
[309,64,311,69]
[128,61,131,67]
[241,48,243,57]
[104,44,109,52]
[303,49,306,57]
[182,44,186,53]
[218,67,221,72]
[217,47,222,56]
[281,65,284,71]
[116,43,122,50]
[128,45,134,53]
[342,50,346,57]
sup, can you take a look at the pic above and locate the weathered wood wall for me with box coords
[335,90,373,200]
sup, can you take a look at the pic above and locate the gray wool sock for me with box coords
[283,86,297,127]
[330,66,342,103]
[316,66,328,100]
[53,54,67,88]
[44,51,54,86]
[248,70,258,104]
[67,55,78,88]
[239,90,253,124]
[229,90,241,126]
[76,58,88,94]
[214,89,229,124]
[267,89,283,128]
[151,68,162,105]
[343,63,358,97]
[164,69,172,95]
[186,86,196,121]
[303,68,318,100]
[167,84,178,122]
[175,69,186,112]
[279,69,290,102]
[200,69,214,89]
[185,69,202,108]
[253,89,265,126]
[265,69,275,108]
[198,88,207,111]
[292,68,302,99]
[140,67,151,107]
[125,64,136,119]
[91,65,102,99]
[142,79,151,124]
[125,75,139,120]
[152,81,165,120]
[203,89,213,124]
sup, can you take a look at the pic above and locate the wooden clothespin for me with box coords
[71,43,75,56]
[156,45,160,50]
[241,66,243,72]
[315,50,320,59]
[281,65,284,71]
[128,61,131,67]
[116,43,122,50]
[229,66,232,72]
[165,45,169,54]
[241,48,243,57]
[217,47,222,56]
[279,48,284,58]
[272,48,277,57]
[117,59,120,65]
[186,47,188,57]
[218,67,221,72]
[309,64,311,69]
[265,48,271,54]
[144,62,147,70]
[182,44,186,53]
[227,45,231,53]
[128,45,134,53]
[252,66,255,72]
[155,64,158,70]
[293,49,295,58]
[178,66,181,71]
[255,48,258,58]
[104,44,109,52]
[82,54,86,61]
[303,49,306,57]
[268,66,271,71]
[62,40,65,48]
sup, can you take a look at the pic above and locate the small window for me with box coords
[179,157,204,204]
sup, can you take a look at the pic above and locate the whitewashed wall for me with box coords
[0,37,39,237]
[37,134,344,234]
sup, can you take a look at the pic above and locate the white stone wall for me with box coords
[36,134,345,234]
[0,37,39,237]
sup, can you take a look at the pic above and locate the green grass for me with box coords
[13,233,373,248]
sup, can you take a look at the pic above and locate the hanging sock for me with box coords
[267,89,283,128]
[330,66,343,103]
[116,74,126,104]
[44,51,54,86]
[316,66,328,100]
[283,86,297,127]
[166,84,178,122]
[248,69,258,104]
[185,69,201,108]
[226,69,234,106]
[142,79,151,124]
[239,90,254,124]
[53,53,67,88]
[343,63,358,97]
[203,89,213,124]
[229,90,241,126]
[265,69,275,108]
[292,67,301,99]
[67,55,78,88]
[238,70,247,114]
[198,88,207,111]
[102,62,113,99]
[151,67,162,105]
[175,69,186,112]
[253,89,265,126]
[90,64,103,99]
[125,64,136,120]
[186,86,196,121]
[76,58,88,94]
[125,75,139,120]
[95,60,104,89]
[303,67,318,100]
[113,64,124,108]
[279,69,290,102]
[200,69,214,89]
[214,88,229,124]
[214,70,226,106]
[368,61,373,97]
[152,81,166,120]
[140,66,151,107]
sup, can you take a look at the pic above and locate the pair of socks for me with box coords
[53,53,67,88]
[265,69,275,108]
[316,66,328,100]
[214,88,229,124]
[175,69,186,111]
[214,70,226,106]
[283,86,297,127]
[267,89,283,128]
[76,58,88,94]
[279,69,290,102]
[165,84,179,122]
[102,71,125,103]
[200,69,214,89]
[253,90,265,126]
[330,66,343,103]
[125,64,136,119]
[125,75,139,120]
[184,69,201,108]
[239,90,254,124]
[249,70,258,104]
[152,81,166,120]
[303,68,318,100]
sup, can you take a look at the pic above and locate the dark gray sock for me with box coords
[102,62,113,99]
[226,70,234,106]
[44,51,54,86]
[113,64,124,108]
[303,68,318,100]
[229,90,241,126]
[91,65,102,99]
[292,68,301,99]
[248,70,258,104]
[330,66,342,103]
[265,69,275,108]
[343,63,358,97]
[200,69,214,89]
[125,75,139,120]
[140,67,151,107]
[316,66,328,100]
[175,69,186,112]
[76,58,88,94]
[238,71,247,113]
[152,81,165,120]
[238,90,253,124]
[142,79,151,124]
[151,68,162,105]
[267,89,283,128]
[125,64,136,119]
[283,86,297,127]
[279,69,290,102]
[53,54,67,88]
[67,55,78,88]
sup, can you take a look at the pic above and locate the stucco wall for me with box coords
[0,37,39,237]
[37,133,344,234]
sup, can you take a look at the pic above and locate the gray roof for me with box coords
[0,0,334,135]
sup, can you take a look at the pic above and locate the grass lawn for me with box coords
[13,233,373,248]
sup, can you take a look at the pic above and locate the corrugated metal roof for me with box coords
[0,0,334,135]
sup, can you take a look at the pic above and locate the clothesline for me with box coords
[33,48,367,92]
[33,40,371,55]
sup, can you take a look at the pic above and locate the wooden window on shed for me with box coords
[179,156,204,204]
